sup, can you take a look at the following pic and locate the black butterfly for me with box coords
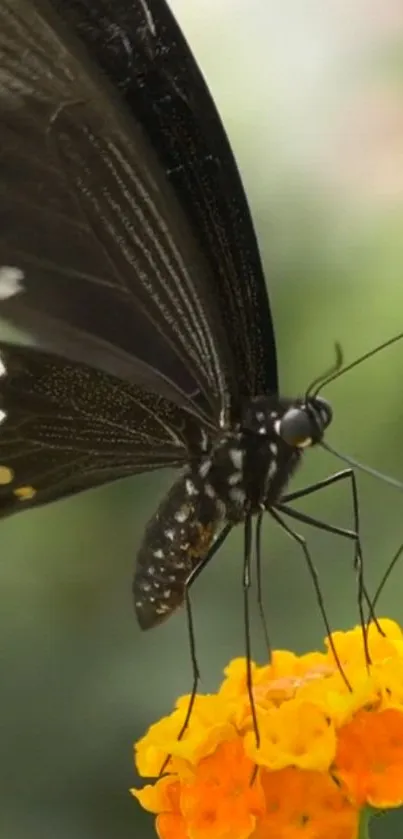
[0,0,381,651]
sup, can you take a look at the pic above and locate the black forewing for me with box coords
[53,0,279,403]
[0,0,234,425]
[0,342,193,517]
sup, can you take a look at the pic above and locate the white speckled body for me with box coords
[134,394,305,628]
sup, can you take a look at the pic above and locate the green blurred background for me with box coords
[2,1,403,836]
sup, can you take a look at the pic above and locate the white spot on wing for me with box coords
[0,355,6,377]
[0,266,24,299]
[0,409,6,424]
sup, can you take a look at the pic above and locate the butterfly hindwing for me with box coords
[0,342,191,517]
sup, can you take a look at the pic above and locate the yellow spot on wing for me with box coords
[14,485,36,501]
[0,466,14,484]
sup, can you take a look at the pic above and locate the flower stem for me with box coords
[357,807,373,839]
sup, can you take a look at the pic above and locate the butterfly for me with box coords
[2,0,399,651]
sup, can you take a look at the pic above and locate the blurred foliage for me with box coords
[2,1,403,837]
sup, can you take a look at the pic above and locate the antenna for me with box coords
[320,440,403,492]
[313,331,403,398]
[305,343,344,399]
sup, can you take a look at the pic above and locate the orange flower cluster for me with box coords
[132,619,403,838]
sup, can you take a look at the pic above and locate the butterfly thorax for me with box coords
[193,395,304,523]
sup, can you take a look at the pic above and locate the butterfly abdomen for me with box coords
[133,469,226,630]
[133,416,304,630]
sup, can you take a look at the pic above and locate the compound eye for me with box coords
[314,396,333,429]
[278,408,313,448]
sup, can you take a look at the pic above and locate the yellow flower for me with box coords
[132,619,403,838]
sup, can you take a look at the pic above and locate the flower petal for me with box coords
[180,739,265,839]
[245,701,336,772]
[335,708,403,808]
[253,768,358,839]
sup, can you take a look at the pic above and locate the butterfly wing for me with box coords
[0,342,194,517]
[55,0,279,403]
[0,0,234,424]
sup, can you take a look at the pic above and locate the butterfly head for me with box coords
[276,396,333,449]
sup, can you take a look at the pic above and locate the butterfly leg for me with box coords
[280,468,373,624]
[371,541,403,613]
[255,511,271,656]
[178,514,260,759]
[158,521,232,775]
[269,507,352,688]
[173,522,233,738]
[280,469,361,570]
[276,469,376,663]
[281,469,359,517]
[242,514,260,749]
